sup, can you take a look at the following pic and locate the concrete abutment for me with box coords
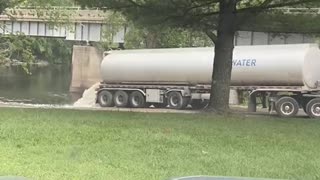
[69,45,103,102]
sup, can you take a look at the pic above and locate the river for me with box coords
[0,65,72,105]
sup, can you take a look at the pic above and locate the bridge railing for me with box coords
[16,6,320,14]
[11,6,320,14]
[0,8,108,23]
[14,6,100,11]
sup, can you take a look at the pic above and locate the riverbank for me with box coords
[0,108,319,180]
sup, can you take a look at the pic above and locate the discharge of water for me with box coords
[73,83,100,108]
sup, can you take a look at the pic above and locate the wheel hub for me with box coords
[116,95,125,105]
[285,106,290,111]
[170,96,179,106]
[132,96,141,106]
[311,103,320,117]
[280,102,294,115]
[103,95,108,101]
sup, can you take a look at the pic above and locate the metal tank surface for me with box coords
[101,44,320,89]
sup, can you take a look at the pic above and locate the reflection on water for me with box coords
[0,65,72,104]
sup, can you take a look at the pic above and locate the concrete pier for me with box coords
[69,45,102,101]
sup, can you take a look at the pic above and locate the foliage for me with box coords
[0,0,19,13]
[98,12,212,50]
[0,0,76,79]
[0,34,73,66]
[242,11,320,33]
[32,37,73,65]
[124,25,212,49]
[19,0,75,7]
[98,12,126,50]
[0,0,75,69]
[0,34,35,72]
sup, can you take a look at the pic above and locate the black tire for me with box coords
[190,99,209,110]
[167,91,189,109]
[129,91,146,108]
[301,97,311,115]
[306,98,320,118]
[275,97,299,118]
[97,90,114,107]
[113,90,129,107]
[303,105,307,114]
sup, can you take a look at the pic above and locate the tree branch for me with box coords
[237,0,318,13]
[205,29,217,44]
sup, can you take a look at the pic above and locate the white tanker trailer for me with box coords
[96,44,320,118]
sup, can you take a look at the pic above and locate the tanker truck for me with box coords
[96,44,320,118]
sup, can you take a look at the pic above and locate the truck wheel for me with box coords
[167,92,188,109]
[129,91,146,108]
[97,90,114,107]
[114,91,129,107]
[275,97,299,117]
[191,100,208,110]
[306,98,320,118]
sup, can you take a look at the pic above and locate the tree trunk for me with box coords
[145,30,159,48]
[207,0,237,113]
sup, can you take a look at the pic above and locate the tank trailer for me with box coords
[96,44,320,118]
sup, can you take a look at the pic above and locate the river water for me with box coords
[0,65,72,105]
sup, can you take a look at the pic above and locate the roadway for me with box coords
[0,101,309,118]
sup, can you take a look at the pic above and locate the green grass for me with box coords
[0,108,319,180]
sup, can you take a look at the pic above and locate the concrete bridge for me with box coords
[0,7,125,43]
[0,7,318,44]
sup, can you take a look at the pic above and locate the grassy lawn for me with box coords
[0,108,319,180]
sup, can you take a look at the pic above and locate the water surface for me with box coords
[0,65,72,104]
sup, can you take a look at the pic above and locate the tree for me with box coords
[124,25,212,49]
[0,0,17,13]
[0,0,26,66]
[100,13,212,49]
[20,0,75,7]
[95,12,212,51]
[76,0,320,113]
[0,0,75,71]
